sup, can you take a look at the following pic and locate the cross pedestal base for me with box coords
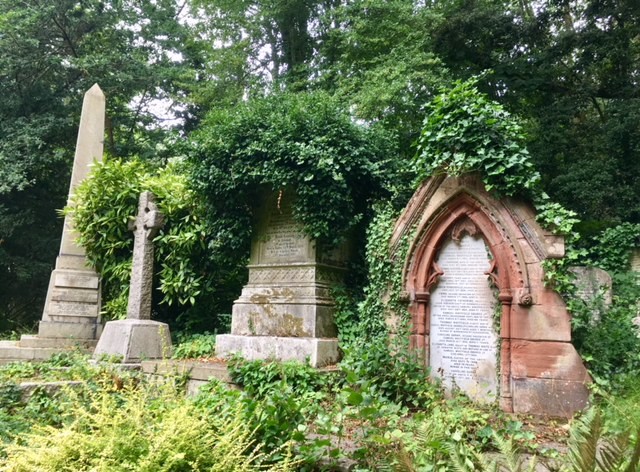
[94,319,171,363]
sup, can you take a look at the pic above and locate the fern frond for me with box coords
[565,408,602,472]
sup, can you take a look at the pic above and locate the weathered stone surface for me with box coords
[51,288,100,303]
[94,192,168,363]
[32,85,105,347]
[631,249,640,273]
[570,266,612,306]
[141,360,232,383]
[231,303,337,337]
[511,340,589,381]
[429,234,498,403]
[18,335,96,349]
[217,192,344,365]
[216,334,339,367]
[126,191,165,320]
[94,319,172,363]
[0,341,78,363]
[512,378,590,417]
[54,271,100,289]
[394,174,590,417]
[511,304,572,342]
[38,320,100,340]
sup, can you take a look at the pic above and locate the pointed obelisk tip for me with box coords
[86,83,104,98]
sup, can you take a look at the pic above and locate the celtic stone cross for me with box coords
[126,191,165,320]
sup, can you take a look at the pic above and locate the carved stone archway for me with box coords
[392,175,590,417]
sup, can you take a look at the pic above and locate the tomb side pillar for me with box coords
[498,290,513,412]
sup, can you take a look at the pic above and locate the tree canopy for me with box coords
[2,0,639,330]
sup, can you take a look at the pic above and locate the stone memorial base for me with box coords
[216,334,339,367]
[38,258,103,342]
[93,319,172,363]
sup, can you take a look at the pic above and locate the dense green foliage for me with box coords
[3,0,640,333]
[415,78,540,196]
[189,91,397,253]
[69,158,243,330]
[3,353,639,470]
[591,223,640,274]
[1,375,295,470]
[0,0,196,331]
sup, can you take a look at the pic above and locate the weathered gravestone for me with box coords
[38,84,105,343]
[569,266,613,307]
[632,249,640,275]
[0,85,105,363]
[391,174,590,417]
[216,192,345,367]
[429,233,499,403]
[94,191,171,362]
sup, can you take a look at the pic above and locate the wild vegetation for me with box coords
[1,0,639,468]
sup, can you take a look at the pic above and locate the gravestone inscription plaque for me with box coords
[430,234,498,403]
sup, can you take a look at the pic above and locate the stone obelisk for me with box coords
[37,84,105,343]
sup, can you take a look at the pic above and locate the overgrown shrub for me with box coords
[171,332,217,359]
[571,271,640,389]
[69,158,243,329]
[188,90,398,261]
[1,379,296,471]
[414,77,540,197]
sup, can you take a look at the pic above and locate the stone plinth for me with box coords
[216,193,346,367]
[38,265,102,341]
[94,319,171,363]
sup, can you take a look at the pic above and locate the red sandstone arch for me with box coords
[393,175,590,416]
[404,191,525,411]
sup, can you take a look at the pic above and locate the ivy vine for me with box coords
[188,91,397,263]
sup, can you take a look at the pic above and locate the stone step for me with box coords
[54,271,100,289]
[18,335,97,349]
[0,344,69,362]
[48,301,99,317]
[141,359,232,383]
[51,288,99,304]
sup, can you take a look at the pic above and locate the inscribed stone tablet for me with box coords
[262,206,308,262]
[429,234,498,403]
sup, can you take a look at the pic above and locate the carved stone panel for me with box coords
[429,234,498,403]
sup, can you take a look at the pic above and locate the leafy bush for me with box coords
[1,379,296,471]
[340,339,439,410]
[414,77,540,197]
[591,223,640,273]
[227,357,329,399]
[188,90,397,258]
[171,332,217,359]
[571,271,640,388]
[69,158,243,328]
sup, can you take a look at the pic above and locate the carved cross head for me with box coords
[128,191,165,240]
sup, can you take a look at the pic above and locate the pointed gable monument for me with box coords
[392,174,590,417]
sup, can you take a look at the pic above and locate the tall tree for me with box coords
[429,0,640,230]
[0,0,195,331]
